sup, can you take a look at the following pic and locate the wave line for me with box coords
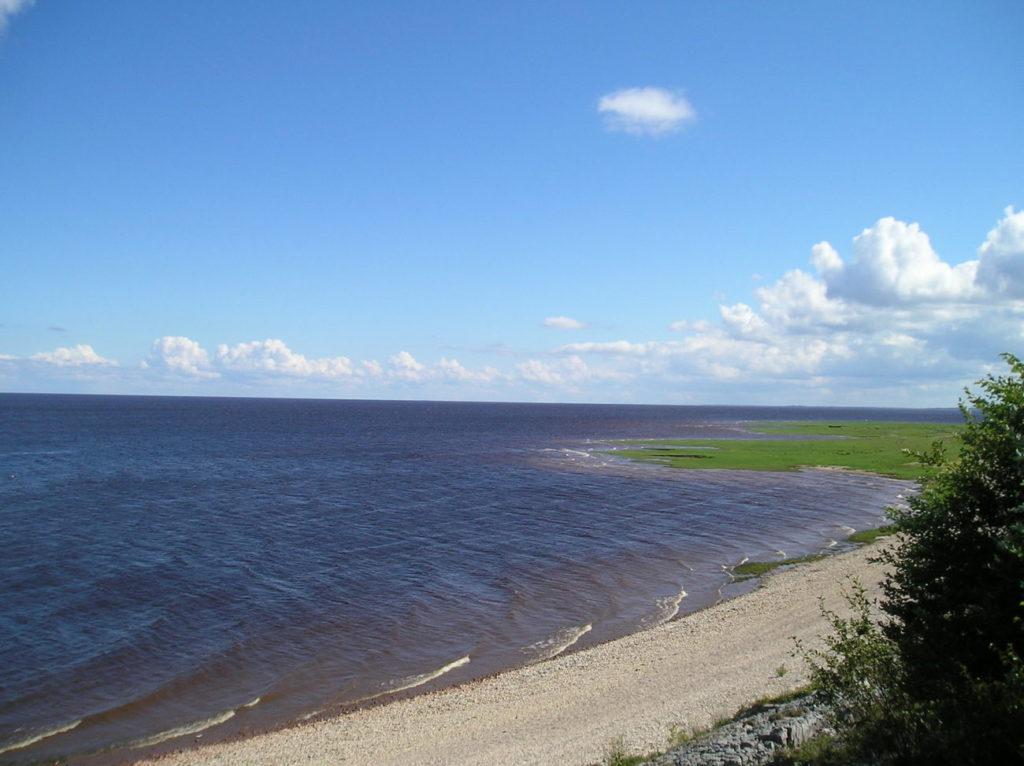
[643,586,688,628]
[365,655,470,701]
[524,623,592,663]
[126,710,235,749]
[0,719,82,755]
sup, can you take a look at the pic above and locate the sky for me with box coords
[1,0,1022,405]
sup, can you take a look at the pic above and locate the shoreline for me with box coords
[136,540,893,766]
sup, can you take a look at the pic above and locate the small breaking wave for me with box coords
[524,623,592,663]
[125,709,235,749]
[241,696,261,708]
[642,586,688,628]
[365,655,471,701]
[724,555,749,573]
[0,719,82,755]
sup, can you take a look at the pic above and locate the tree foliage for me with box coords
[805,354,1024,764]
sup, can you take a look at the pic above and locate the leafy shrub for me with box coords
[801,354,1024,764]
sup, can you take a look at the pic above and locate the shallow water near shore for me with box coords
[0,395,956,763]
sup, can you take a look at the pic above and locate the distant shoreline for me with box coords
[134,540,894,766]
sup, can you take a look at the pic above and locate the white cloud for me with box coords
[813,217,980,305]
[598,87,696,135]
[543,316,587,330]
[668,319,712,333]
[437,357,501,383]
[217,339,354,379]
[976,206,1024,297]
[719,302,770,339]
[516,354,627,389]
[31,344,116,367]
[755,269,847,329]
[388,350,428,381]
[360,359,384,377]
[517,356,588,387]
[0,0,33,30]
[553,207,1024,400]
[145,336,218,378]
[558,340,656,356]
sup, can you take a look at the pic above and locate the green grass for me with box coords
[600,736,658,766]
[615,421,960,479]
[733,553,827,579]
[846,525,897,544]
[731,525,898,584]
[734,686,814,719]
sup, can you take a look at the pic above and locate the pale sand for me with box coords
[142,543,890,766]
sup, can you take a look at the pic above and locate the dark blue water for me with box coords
[0,395,959,763]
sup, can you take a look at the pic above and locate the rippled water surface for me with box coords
[0,395,958,762]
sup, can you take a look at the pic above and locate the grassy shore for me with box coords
[731,525,898,581]
[614,421,959,480]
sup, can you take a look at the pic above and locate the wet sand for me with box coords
[139,541,891,766]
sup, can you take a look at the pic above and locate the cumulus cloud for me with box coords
[388,350,427,381]
[814,217,980,304]
[517,356,589,387]
[361,359,384,377]
[145,336,218,378]
[31,344,116,367]
[217,339,354,379]
[387,353,500,384]
[515,354,627,389]
[543,207,1024,401]
[0,0,33,30]
[598,87,696,135]
[437,357,501,383]
[543,316,587,330]
[976,206,1024,297]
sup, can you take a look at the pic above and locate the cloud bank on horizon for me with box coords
[4,207,1022,405]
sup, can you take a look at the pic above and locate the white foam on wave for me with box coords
[826,538,838,548]
[365,655,471,701]
[724,555,749,571]
[524,623,593,663]
[241,696,261,708]
[126,709,236,749]
[0,719,82,755]
[643,586,688,628]
[840,525,857,536]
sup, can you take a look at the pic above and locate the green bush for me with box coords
[880,353,1024,763]
[801,354,1024,764]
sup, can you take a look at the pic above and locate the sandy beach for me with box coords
[138,541,891,766]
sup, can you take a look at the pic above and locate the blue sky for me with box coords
[2,1,1022,404]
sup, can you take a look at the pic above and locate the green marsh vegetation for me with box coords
[733,553,827,579]
[615,421,961,480]
[733,527,898,581]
